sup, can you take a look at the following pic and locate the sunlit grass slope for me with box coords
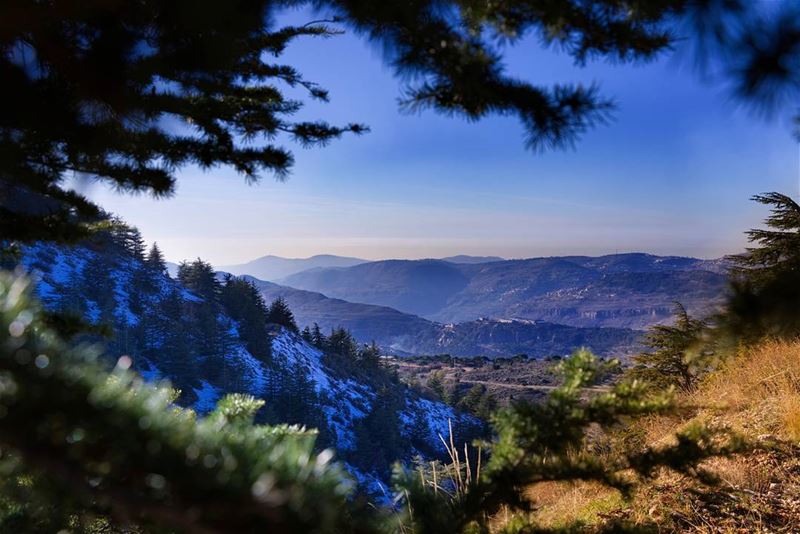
[522,339,800,532]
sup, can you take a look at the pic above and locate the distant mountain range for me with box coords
[439,255,505,264]
[278,253,730,329]
[210,252,730,357]
[248,276,641,358]
[217,253,505,281]
[218,254,368,281]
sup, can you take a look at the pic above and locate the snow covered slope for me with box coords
[18,241,482,485]
[270,331,477,455]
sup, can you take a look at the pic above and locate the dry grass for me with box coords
[525,481,624,529]
[781,395,800,442]
[512,338,800,532]
[689,338,800,440]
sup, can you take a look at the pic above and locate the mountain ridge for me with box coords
[218,253,368,281]
[440,255,505,264]
[249,276,641,358]
[279,252,730,329]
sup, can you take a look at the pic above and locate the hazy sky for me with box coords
[84,8,800,265]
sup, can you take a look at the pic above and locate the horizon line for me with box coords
[163,249,737,266]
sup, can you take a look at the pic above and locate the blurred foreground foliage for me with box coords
[394,350,748,534]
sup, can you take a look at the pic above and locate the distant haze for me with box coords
[219,254,368,281]
[238,252,729,356]
[278,253,729,329]
[216,254,505,281]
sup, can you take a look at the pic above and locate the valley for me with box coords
[277,253,728,329]
[249,276,642,358]
[389,355,562,406]
[226,252,729,359]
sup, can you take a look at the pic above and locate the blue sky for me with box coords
[85,9,799,265]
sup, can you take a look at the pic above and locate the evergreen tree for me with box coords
[141,286,196,388]
[177,259,232,382]
[215,316,245,392]
[220,277,272,363]
[407,409,436,459]
[80,253,117,327]
[263,361,327,439]
[358,341,382,367]
[457,384,497,421]
[730,192,800,286]
[57,267,87,320]
[301,326,313,343]
[178,259,219,302]
[627,303,708,392]
[145,242,168,275]
[718,193,800,342]
[353,385,404,478]
[1,1,367,245]
[311,323,326,349]
[114,222,147,261]
[426,371,447,402]
[266,297,299,333]
[327,327,357,358]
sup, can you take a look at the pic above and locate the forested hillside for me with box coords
[18,227,482,486]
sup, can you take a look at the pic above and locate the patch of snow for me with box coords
[271,332,331,392]
[85,301,100,323]
[270,331,378,451]
[345,463,390,501]
[21,244,86,306]
[401,396,476,447]
[181,288,203,302]
[138,359,162,382]
[111,261,138,327]
[48,249,80,285]
[193,380,221,413]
